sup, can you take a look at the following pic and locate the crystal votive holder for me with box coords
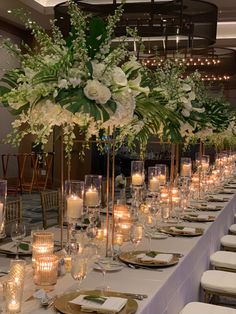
[34,255,58,286]
[9,260,26,289]
[32,231,54,265]
[3,280,22,313]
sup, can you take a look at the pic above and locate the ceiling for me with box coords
[0,0,235,47]
[1,0,236,88]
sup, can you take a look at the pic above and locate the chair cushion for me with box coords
[179,302,236,314]
[230,224,236,234]
[201,270,236,294]
[210,251,236,270]
[221,235,236,248]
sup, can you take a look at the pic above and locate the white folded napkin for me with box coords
[69,295,127,314]
[170,227,196,234]
[136,253,173,263]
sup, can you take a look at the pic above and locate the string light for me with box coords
[141,56,221,67]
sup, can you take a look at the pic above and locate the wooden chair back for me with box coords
[6,198,22,224]
[40,190,60,229]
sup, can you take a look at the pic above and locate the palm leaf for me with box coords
[56,87,116,122]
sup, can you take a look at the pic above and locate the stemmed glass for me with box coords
[143,214,156,252]
[11,222,26,259]
[71,253,88,291]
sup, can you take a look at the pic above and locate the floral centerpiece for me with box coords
[0,2,150,155]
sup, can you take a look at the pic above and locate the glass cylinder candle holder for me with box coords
[3,280,22,313]
[160,187,170,222]
[131,161,144,187]
[114,204,130,220]
[84,175,101,208]
[115,218,133,242]
[155,164,167,186]
[180,157,192,178]
[65,180,84,224]
[148,166,160,193]
[34,254,58,286]
[195,153,210,173]
[32,231,54,266]
[169,187,182,223]
[0,180,7,239]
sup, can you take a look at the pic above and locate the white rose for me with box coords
[112,67,128,86]
[181,109,191,117]
[84,79,101,101]
[97,85,111,105]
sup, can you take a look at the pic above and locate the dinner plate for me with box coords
[183,214,215,222]
[54,290,138,314]
[119,250,179,267]
[93,260,123,272]
[159,226,204,237]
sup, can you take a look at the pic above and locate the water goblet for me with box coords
[11,222,26,259]
[71,253,88,291]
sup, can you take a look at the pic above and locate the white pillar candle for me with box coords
[181,164,191,177]
[67,195,83,219]
[132,173,144,186]
[149,177,159,192]
[84,188,99,206]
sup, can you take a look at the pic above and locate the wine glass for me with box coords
[143,215,156,252]
[11,222,26,259]
[71,253,88,291]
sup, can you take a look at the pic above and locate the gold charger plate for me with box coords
[54,290,138,314]
[207,197,229,202]
[193,204,223,211]
[183,214,215,222]
[119,250,179,267]
[159,226,204,237]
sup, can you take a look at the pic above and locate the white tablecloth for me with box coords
[0,194,235,314]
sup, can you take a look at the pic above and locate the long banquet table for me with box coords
[0,193,236,314]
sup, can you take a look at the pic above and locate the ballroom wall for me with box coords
[0,29,21,178]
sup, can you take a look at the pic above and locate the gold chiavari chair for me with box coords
[40,190,60,229]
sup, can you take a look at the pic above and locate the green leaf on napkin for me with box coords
[83,295,107,304]
[146,251,158,258]
[175,226,184,230]
[19,242,29,251]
